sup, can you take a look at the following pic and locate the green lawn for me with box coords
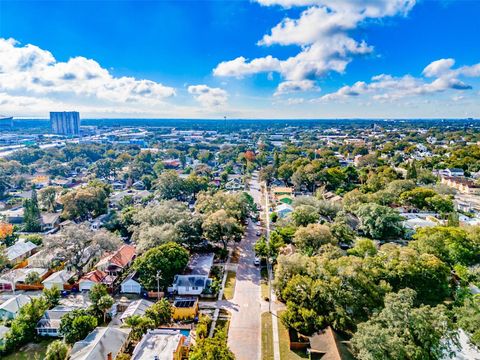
[3,339,54,360]
[277,310,308,360]
[260,266,270,299]
[223,270,236,300]
[261,312,274,360]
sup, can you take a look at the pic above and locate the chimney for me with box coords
[107,352,112,360]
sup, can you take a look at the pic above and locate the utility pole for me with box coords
[156,270,162,301]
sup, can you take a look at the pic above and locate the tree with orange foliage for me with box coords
[0,222,17,246]
[244,150,256,162]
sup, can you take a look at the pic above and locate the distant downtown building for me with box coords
[50,111,80,135]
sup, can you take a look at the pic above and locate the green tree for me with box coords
[39,186,58,212]
[133,242,189,290]
[144,298,172,326]
[45,340,69,360]
[23,189,41,232]
[455,295,480,347]
[123,315,155,341]
[293,223,337,255]
[356,203,404,240]
[291,205,319,227]
[202,209,244,251]
[25,271,40,284]
[400,187,437,209]
[410,226,479,266]
[97,294,115,324]
[154,170,185,200]
[189,329,235,360]
[351,288,456,360]
[426,194,454,214]
[348,238,377,257]
[60,309,98,344]
[43,286,61,307]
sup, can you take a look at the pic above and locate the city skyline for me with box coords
[1,0,480,119]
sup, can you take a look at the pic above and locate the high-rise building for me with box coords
[50,111,80,135]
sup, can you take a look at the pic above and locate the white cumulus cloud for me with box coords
[317,58,479,102]
[188,84,228,107]
[214,0,415,91]
[0,37,178,116]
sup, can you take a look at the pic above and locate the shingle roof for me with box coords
[80,269,107,283]
[0,294,31,315]
[70,327,131,360]
[96,244,136,269]
[120,299,154,321]
[6,241,37,261]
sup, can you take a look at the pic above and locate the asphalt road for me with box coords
[227,173,262,360]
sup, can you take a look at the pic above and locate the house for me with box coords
[275,203,294,219]
[36,305,76,337]
[42,270,74,290]
[0,207,24,224]
[70,327,131,360]
[132,329,188,360]
[79,269,107,291]
[27,249,56,268]
[441,176,480,194]
[172,297,198,321]
[444,168,465,177]
[95,244,136,276]
[307,327,354,360]
[120,272,143,294]
[0,294,31,320]
[169,275,211,296]
[40,212,61,231]
[6,241,38,264]
[271,186,293,197]
[120,299,154,323]
[0,267,49,291]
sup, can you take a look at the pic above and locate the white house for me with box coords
[169,275,212,296]
[79,269,107,292]
[121,272,142,294]
[42,270,74,290]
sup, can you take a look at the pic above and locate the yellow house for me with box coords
[172,297,198,321]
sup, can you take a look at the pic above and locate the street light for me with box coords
[156,270,162,301]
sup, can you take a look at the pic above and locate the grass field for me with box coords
[261,312,274,360]
[3,339,54,360]
[278,310,308,360]
[223,270,236,300]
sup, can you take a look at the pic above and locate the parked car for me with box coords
[254,257,261,266]
[256,230,262,236]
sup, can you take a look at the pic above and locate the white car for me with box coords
[256,230,262,236]
[254,257,261,266]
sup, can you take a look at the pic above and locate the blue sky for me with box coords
[0,0,479,118]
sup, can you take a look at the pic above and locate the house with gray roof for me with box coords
[70,327,131,360]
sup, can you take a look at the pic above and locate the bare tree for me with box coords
[47,223,122,275]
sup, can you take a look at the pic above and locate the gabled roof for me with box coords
[6,241,37,261]
[80,269,107,283]
[0,294,31,315]
[70,327,131,360]
[120,299,154,321]
[308,327,354,360]
[95,244,136,269]
[173,275,209,288]
[42,269,74,285]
